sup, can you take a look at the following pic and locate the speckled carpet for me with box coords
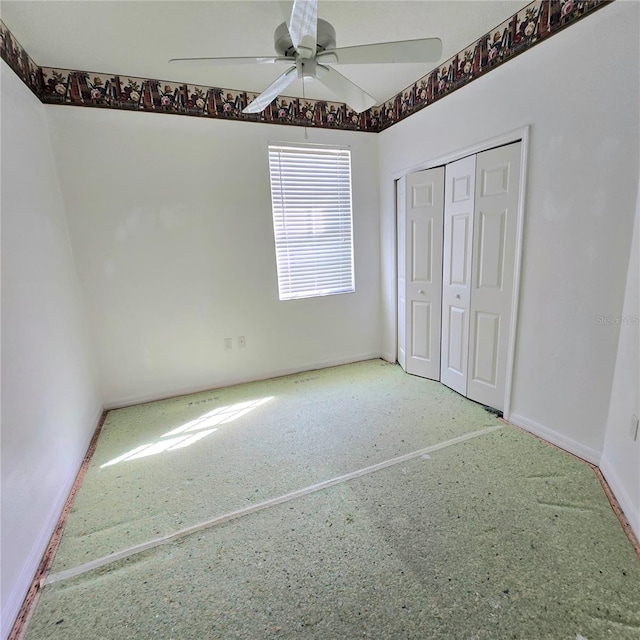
[24,360,640,639]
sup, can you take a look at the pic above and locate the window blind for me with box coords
[268,144,355,300]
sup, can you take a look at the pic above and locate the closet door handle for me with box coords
[455,294,460,299]
[418,289,424,294]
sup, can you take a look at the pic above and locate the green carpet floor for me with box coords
[25,360,640,639]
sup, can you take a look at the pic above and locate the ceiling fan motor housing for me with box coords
[274,18,337,58]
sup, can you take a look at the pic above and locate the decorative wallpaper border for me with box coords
[36,69,370,131]
[1,0,611,133]
[0,20,41,98]
[374,0,610,131]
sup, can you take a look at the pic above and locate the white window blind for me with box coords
[268,144,355,301]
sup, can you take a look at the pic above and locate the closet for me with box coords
[397,141,522,412]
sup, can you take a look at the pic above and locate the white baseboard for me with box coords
[599,454,640,543]
[104,352,386,409]
[1,406,104,640]
[508,413,602,465]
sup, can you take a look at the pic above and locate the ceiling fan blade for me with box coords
[289,0,317,59]
[243,66,297,113]
[319,37,443,65]
[169,56,290,66]
[316,66,376,114]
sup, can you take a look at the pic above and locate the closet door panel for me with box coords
[441,155,476,395]
[397,177,407,370]
[398,167,445,379]
[467,142,521,410]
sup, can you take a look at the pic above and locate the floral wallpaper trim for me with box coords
[0,21,41,97]
[1,0,611,133]
[374,0,611,131]
[37,69,371,130]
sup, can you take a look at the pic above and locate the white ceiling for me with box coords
[0,0,528,105]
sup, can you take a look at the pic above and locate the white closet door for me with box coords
[466,142,521,411]
[440,155,476,395]
[399,167,445,379]
[397,177,407,370]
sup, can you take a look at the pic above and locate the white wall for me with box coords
[601,195,639,541]
[45,107,382,406]
[0,62,103,638]
[378,1,639,464]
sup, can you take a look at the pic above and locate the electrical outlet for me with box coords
[224,337,232,350]
[632,414,639,441]
[238,336,246,348]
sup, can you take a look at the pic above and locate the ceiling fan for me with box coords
[169,0,443,114]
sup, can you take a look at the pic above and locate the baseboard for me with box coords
[599,454,640,543]
[2,405,104,640]
[104,352,386,410]
[508,413,602,465]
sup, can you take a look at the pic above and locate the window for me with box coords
[268,144,355,300]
